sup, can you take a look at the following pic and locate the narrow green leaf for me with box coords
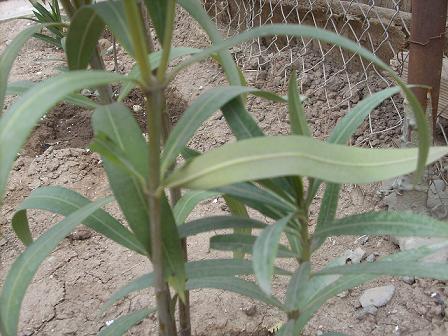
[219,96,264,140]
[161,86,286,174]
[102,259,290,312]
[90,132,147,186]
[312,183,340,251]
[0,71,130,203]
[91,1,134,56]
[187,277,284,309]
[92,103,186,295]
[98,307,155,336]
[292,243,447,332]
[11,186,146,255]
[143,0,167,41]
[178,0,300,197]
[306,87,402,205]
[178,216,266,238]
[66,7,104,70]
[216,183,297,215]
[173,190,220,225]
[316,261,448,280]
[177,0,241,85]
[181,147,201,160]
[253,215,292,294]
[285,262,311,311]
[6,80,98,109]
[91,102,150,252]
[210,234,295,258]
[288,70,310,136]
[224,195,250,259]
[174,24,429,179]
[160,196,187,298]
[0,197,113,336]
[164,136,448,189]
[0,25,41,112]
[119,47,201,101]
[32,33,62,49]
[313,211,448,240]
[329,87,402,144]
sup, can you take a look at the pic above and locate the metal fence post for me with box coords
[407,0,447,139]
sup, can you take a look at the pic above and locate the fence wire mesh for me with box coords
[203,0,413,147]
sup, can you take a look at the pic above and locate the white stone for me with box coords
[359,285,395,308]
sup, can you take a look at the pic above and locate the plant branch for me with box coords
[89,47,113,104]
[161,100,192,336]
[124,1,176,335]
[123,0,152,88]
[59,0,75,18]
[156,0,176,82]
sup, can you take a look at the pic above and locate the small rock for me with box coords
[359,285,395,308]
[337,291,349,298]
[0,238,7,246]
[365,254,376,263]
[355,306,377,320]
[343,247,366,264]
[81,89,91,96]
[400,276,416,285]
[98,38,113,51]
[363,305,378,315]
[242,305,257,317]
[132,105,143,112]
[68,228,92,241]
[357,235,369,245]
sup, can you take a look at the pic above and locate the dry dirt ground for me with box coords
[1,14,448,336]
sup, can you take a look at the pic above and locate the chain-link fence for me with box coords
[203,0,416,146]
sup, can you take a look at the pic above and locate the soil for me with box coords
[1,12,448,336]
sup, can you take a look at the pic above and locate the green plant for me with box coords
[1,1,448,335]
[25,0,66,49]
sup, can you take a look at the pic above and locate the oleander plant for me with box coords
[1,0,448,335]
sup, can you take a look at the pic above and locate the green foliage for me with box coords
[27,0,65,48]
[1,0,448,335]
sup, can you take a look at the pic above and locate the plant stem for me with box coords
[298,213,310,262]
[139,1,155,53]
[161,102,192,336]
[60,0,75,17]
[89,47,113,104]
[124,1,177,335]
[157,1,192,334]
[146,87,177,336]
[156,0,176,82]
[123,0,152,87]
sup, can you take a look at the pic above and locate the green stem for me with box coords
[298,213,310,262]
[123,0,152,88]
[156,0,176,82]
[89,47,113,104]
[124,1,176,335]
[59,0,75,17]
[162,99,192,336]
[147,87,177,336]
